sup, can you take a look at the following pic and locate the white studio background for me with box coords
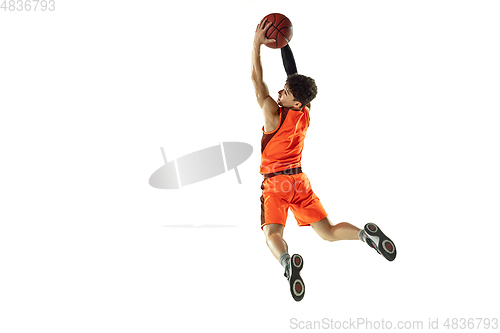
[1,0,499,332]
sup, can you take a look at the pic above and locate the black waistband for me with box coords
[263,167,302,179]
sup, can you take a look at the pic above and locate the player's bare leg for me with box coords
[263,224,288,260]
[311,217,397,261]
[311,217,361,241]
[263,224,305,301]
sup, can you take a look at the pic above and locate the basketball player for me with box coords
[251,19,397,302]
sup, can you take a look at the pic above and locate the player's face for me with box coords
[277,84,302,110]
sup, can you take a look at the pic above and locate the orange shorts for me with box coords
[260,172,328,229]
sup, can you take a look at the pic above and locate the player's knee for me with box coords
[263,224,284,239]
[265,231,280,242]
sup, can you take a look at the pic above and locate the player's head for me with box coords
[277,74,317,110]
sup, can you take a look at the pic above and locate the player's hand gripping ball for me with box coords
[261,13,293,49]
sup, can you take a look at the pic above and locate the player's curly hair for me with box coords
[286,73,317,108]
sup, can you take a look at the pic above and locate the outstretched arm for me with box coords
[251,19,280,130]
[251,20,276,108]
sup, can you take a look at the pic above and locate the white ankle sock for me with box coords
[358,229,367,242]
[279,252,290,268]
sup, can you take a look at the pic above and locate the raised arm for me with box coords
[251,19,280,130]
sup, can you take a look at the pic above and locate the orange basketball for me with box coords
[261,13,293,49]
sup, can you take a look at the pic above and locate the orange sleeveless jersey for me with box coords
[260,106,309,174]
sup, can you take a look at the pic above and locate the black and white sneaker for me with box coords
[361,223,397,261]
[284,254,305,301]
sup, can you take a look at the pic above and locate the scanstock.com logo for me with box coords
[149,142,253,189]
